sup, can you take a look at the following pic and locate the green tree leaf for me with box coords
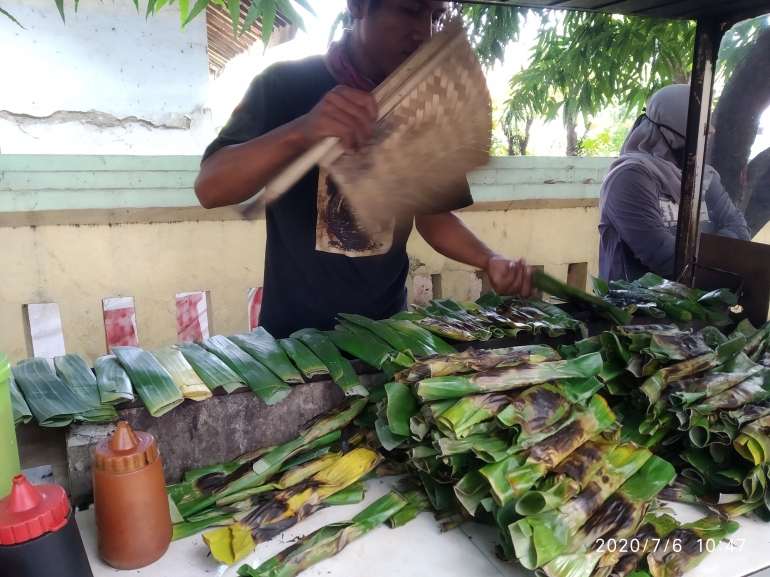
[275,0,305,33]
[241,0,264,37]
[227,0,240,36]
[260,1,276,51]
[0,6,25,27]
[55,0,65,21]
[184,0,209,26]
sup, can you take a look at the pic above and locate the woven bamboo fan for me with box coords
[244,19,492,229]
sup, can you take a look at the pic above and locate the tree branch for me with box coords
[745,146,770,235]
[710,27,770,211]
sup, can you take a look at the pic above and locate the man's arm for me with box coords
[195,86,377,209]
[415,211,533,297]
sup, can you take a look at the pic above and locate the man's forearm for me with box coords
[194,119,307,209]
[415,212,496,268]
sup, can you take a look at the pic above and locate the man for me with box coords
[598,84,750,282]
[195,0,533,337]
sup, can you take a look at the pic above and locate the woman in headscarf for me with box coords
[598,84,750,282]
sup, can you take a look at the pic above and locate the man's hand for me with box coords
[486,256,533,298]
[297,86,377,154]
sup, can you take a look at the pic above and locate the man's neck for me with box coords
[346,30,386,85]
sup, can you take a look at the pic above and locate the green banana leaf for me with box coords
[634,273,705,302]
[416,352,603,401]
[12,358,94,426]
[374,418,408,451]
[174,341,246,393]
[454,469,491,515]
[533,270,633,325]
[236,491,408,577]
[151,348,212,401]
[200,336,292,405]
[54,354,118,421]
[381,319,456,355]
[383,381,418,437]
[515,475,581,516]
[387,487,431,527]
[323,481,366,506]
[278,338,328,379]
[231,328,304,383]
[647,517,740,577]
[734,415,770,465]
[325,326,408,373]
[338,313,436,357]
[112,347,185,417]
[292,329,366,397]
[93,355,134,404]
[8,375,32,425]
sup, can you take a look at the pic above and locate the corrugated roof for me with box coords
[460,0,770,20]
[207,1,295,77]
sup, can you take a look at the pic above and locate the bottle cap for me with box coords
[93,421,159,474]
[0,475,69,545]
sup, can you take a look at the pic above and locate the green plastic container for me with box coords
[0,351,21,498]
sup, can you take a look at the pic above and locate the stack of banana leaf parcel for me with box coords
[170,338,746,577]
[592,320,770,522]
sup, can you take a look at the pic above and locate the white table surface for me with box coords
[77,477,770,577]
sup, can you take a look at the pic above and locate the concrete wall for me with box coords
[0,155,609,364]
[0,0,213,155]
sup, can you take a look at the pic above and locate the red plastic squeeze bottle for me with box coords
[93,421,172,569]
[0,474,94,577]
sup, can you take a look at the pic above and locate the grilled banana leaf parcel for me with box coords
[112,347,185,416]
[647,517,739,577]
[509,444,652,569]
[236,491,410,577]
[401,345,559,383]
[540,456,676,577]
[203,447,381,565]
[416,352,603,401]
[604,514,681,577]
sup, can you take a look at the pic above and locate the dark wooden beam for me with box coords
[673,18,724,285]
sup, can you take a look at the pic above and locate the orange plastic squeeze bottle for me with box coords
[92,421,172,569]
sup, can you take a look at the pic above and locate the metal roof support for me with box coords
[674,18,725,286]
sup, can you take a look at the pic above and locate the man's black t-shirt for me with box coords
[203,56,473,338]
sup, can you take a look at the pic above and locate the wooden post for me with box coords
[674,18,724,285]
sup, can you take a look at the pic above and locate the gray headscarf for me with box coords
[599,84,716,211]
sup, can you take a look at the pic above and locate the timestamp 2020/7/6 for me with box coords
[595,538,746,554]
